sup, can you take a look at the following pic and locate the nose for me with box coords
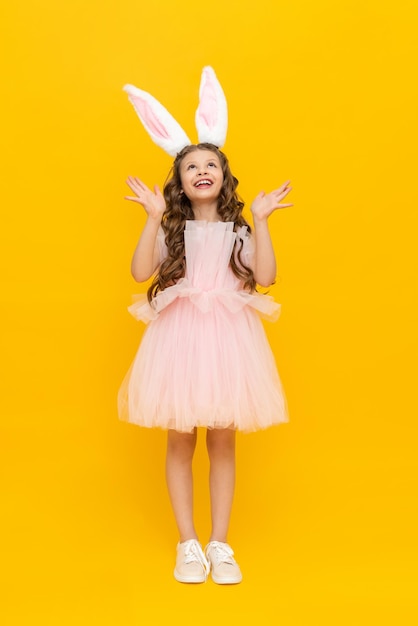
[198,165,207,175]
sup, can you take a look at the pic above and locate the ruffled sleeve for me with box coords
[235,225,255,269]
[155,226,168,264]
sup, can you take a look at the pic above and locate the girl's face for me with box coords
[179,149,224,206]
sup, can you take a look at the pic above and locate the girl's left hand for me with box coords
[251,181,293,221]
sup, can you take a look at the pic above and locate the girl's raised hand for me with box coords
[125,176,166,219]
[251,181,293,221]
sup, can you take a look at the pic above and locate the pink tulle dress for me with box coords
[118,220,288,433]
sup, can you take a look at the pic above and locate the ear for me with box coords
[123,84,191,157]
[195,66,228,148]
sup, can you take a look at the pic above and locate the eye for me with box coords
[208,162,217,168]
[187,163,196,170]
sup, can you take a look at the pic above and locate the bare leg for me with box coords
[206,428,236,543]
[166,429,198,543]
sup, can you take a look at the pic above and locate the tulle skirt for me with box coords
[118,295,288,433]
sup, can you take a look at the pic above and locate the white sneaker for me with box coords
[174,539,210,583]
[205,541,243,584]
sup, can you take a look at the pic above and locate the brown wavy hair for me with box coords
[148,143,256,302]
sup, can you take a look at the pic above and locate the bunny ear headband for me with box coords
[123,66,228,157]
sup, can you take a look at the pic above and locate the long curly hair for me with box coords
[148,143,256,302]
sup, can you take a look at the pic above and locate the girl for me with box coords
[118,142,292,584]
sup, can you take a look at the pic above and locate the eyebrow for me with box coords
[183,157,218,167]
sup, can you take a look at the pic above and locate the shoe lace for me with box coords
[207,541,236,566]
[183,540,210,575]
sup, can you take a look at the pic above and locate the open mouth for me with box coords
[194,179,213,188]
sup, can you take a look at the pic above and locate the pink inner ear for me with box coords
[198,72,218,129]
[130,95,170,139]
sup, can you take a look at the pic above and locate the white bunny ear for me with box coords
[195,66,228,148]
[123,84,191,157]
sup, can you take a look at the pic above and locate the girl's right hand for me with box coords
[125,177,166,219]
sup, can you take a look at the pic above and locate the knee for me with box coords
[167,430,197,461]
[206,429,236,459]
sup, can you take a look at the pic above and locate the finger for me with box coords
[274,187,292,201]
[125,180,138,193]
[126,179,149,196]
[126,176,143,184]
[270,184,291,198]
[133,177,149,189]
[273,183,292,195]
[127,177,149,192]
[124,195,142,203]
[126,177,142,189]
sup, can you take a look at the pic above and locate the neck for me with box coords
[192,201,220,222]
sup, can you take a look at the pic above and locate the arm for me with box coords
[124,177,166,282]
[131,216,163,282]
[250,181,293,287]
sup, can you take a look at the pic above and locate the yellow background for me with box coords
[1,0,417,623]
